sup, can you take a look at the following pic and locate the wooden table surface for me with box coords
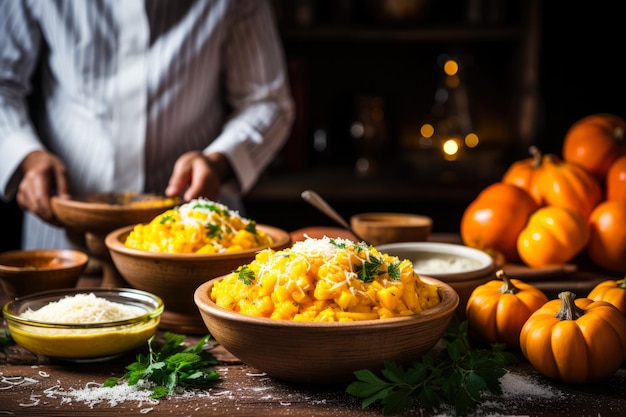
[1,231,625,416]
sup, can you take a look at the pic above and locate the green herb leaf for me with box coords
[104,332,219,398]
[346,316,518,416]
[235,265,256,285]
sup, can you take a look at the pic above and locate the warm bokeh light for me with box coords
[442,138,459,156]
[444,60,458,76]
[420,123,435,138]
[464,133,479,148]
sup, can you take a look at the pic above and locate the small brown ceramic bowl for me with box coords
[350,212,433,246]
[105,224,291,335]
[377,242,496,318]
[0,249,88,299]
[194,276,458,384]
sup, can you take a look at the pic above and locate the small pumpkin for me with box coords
[461,182,539,263]
[516,206,589,268]
[562,113,626,181]
[501,145,544,205]
[535,154,603,219]
[587,277,626,317]
[520,291,626,384]
[606,154,626,201]
[465,269,548,348]
[587,200,626,273]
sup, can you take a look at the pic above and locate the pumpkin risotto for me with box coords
[124,198,273,254]
[211,237,441,322]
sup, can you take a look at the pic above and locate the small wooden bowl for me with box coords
[0,249,88,299]
[350,212,433,245]
[105,224,292,335]
[194,276,458,384]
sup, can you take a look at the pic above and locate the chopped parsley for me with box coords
[235,265,256,285]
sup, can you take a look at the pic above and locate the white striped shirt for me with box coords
[0,0,294,249]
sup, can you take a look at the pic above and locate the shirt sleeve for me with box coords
[204,0,295,194]
[0,0,46,200]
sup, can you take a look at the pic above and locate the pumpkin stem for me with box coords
[496,269,519,295]
[619,276,626,290]
[528,145,543,168]
[555,291,585,321]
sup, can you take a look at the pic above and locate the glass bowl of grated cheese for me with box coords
[2,288,163,361]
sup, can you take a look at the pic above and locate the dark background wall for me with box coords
[1,1,623,251]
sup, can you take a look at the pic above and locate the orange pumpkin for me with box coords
[520,291,626,384]
[587,200,626,272]
[606,154,626,201]
[535,154,603,218]
[516,206,589,268]
[587,277,626,317]
[501,145,544,205]
[562,113,626,181]
[465,269,548,348]
[461,182,539,263]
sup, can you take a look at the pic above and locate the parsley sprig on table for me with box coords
[346,317,518,416]
[104,332,220,398]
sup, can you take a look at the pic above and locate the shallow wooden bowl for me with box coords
[51,193,180,234]
[194,276,458,384]
[377,242,495,318]
[0,249,88,298]
[105,224,292,334]
[350,212,433,246]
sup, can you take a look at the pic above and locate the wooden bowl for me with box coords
[350,212,432,246]
[377,242,495,318]
[0,249,88,298]
[194,276,458,384]
[51,193,180,234]
[105,224,291,335]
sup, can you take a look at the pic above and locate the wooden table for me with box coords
[2,232,625,416]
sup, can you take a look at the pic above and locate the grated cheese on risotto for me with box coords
[124,198,273,254]
[20,293,145,323]
[211,236,441,322]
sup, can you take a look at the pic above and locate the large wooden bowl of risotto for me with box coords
[105,223,291,335]
[193,237,459,384]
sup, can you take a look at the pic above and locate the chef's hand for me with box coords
[16,150,70,226]
[165,151,233,202]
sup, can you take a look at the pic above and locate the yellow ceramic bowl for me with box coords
[194,276,458,384]
[3,288,163,361]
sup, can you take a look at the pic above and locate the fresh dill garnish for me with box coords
[104,332,219,399]
[346,317,518,416]
[235,265,256,285]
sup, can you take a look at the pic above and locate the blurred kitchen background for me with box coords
[1,0,622,251]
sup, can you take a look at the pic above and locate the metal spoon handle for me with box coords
[301,190,367,242]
